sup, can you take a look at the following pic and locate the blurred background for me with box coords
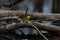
[0,0,60,40]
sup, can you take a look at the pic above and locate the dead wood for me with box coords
[0,10,60,20]
[0,18,60,32]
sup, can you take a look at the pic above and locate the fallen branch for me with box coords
[19,20,60,31]
[0,18,60,31]
[0,10,60,20]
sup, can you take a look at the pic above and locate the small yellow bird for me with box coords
[26,16,31,20]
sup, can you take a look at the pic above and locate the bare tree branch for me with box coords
[0,18,60,31]
[0,10,60,20]
[18,20,60,31]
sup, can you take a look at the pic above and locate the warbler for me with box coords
[26,16,31,20]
